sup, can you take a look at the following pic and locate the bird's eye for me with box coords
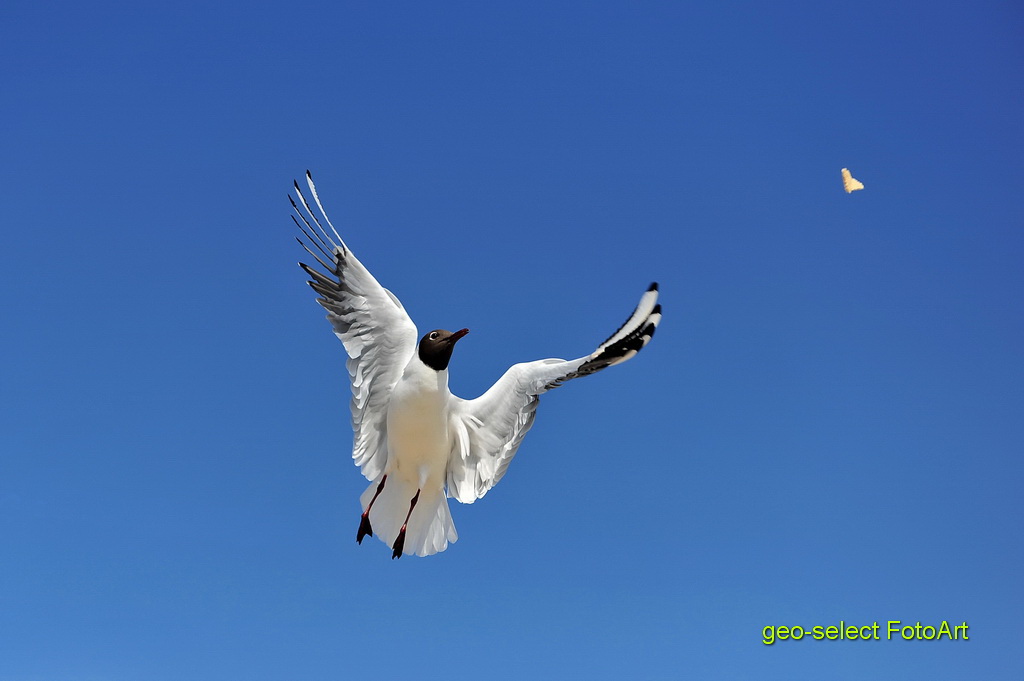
[429,332,438,340]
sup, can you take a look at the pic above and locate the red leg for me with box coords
[356,475,387,544]
[391,489,421,559]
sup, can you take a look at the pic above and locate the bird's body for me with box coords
[379,359,456,549]
[841,167,865,193]
[387,361,452,489]
[293,171,661,558]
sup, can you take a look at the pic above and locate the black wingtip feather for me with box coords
[648,282,658,292]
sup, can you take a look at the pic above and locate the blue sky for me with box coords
[2,1,1022,679]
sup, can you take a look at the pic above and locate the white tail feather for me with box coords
[360,475,458,557]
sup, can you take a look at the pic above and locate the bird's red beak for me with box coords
[451,328,470,342]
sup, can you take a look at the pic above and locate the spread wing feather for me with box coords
[294,171,418,481]
[447,284,661,503]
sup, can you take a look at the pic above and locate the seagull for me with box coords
[292,171,662,558]
[841,167,865,193]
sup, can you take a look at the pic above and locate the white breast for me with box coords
[386,361,452,487]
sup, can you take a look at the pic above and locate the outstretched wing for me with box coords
[446,283,661,503]
[293,171,418,481]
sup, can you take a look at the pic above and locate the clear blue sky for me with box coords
[2,1,1022,679]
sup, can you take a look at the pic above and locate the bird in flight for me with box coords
[841,167,865,193]
[292,172,662,558]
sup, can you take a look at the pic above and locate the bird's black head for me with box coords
[418,328,470,371]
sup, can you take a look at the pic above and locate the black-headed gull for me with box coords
[292,172,662,558]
